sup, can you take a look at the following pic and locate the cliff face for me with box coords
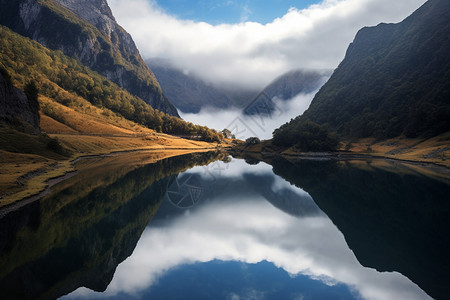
[0,71,40,134]
[0,0,179,116]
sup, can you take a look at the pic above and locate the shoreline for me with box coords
[231,147,450,174]
[275,151,449,170]
[1,141,448,213]
[0,147,227,213]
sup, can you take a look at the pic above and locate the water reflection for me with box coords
[270,158,450,300]
[66,159,433,300]
[0,151,225,299]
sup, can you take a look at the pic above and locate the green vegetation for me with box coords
[245,137,261,145]
[273,119,339,151]
[0,26,223,142]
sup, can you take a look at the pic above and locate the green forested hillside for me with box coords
[0,26,223,142]
[273,0,450,148]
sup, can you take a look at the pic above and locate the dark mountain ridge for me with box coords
[274,0,450,145]
[0,0,179,116]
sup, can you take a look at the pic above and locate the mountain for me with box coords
[273,0,450,147]
[149,58,238,113]
[0,0,179,116]
[244,69,330,116]
[0,25,224,143]
[149,58,263,113]
[150,58,329,115]
[0,68,39,134]
[259,69,331,101]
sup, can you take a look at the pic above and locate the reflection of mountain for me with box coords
[152,162,323,223]
[270,158,450,300]
[244,173,323,218]
[0,151,224,299]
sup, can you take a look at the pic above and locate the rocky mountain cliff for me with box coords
[274,0,450,144]
[0,0,179,116]
[0,69,39,134]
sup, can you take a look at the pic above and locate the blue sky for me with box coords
[155,0,320,24]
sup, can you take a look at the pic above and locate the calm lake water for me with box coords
[0,151,449,300]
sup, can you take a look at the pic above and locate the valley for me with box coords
[0,0,449,299]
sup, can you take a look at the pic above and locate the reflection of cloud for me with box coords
[66,179,430,300]
[191,158,273,179]
[109,0,426,89]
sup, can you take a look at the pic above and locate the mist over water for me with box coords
[180,91,317,140]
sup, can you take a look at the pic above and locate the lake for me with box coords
[0,151,448,300]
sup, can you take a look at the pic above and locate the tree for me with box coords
[222,128,235,139]
[245,137,260,145]
[24,80,40,112]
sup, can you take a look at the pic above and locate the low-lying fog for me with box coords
[180,91,318,140]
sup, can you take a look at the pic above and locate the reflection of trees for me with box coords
[271,158,450,300]
[0,151,225,299]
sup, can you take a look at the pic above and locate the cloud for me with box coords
[108,0,426,89]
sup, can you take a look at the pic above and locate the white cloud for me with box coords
[108,0,426,89]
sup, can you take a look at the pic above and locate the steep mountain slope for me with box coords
[274,0,450,144]
[0,69,39,134]
[244,69,330,116]
[149,58,258,113]
[0,0,179,116]
[259,69,331,101]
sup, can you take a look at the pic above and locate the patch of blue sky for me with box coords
[154,0,321,24]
